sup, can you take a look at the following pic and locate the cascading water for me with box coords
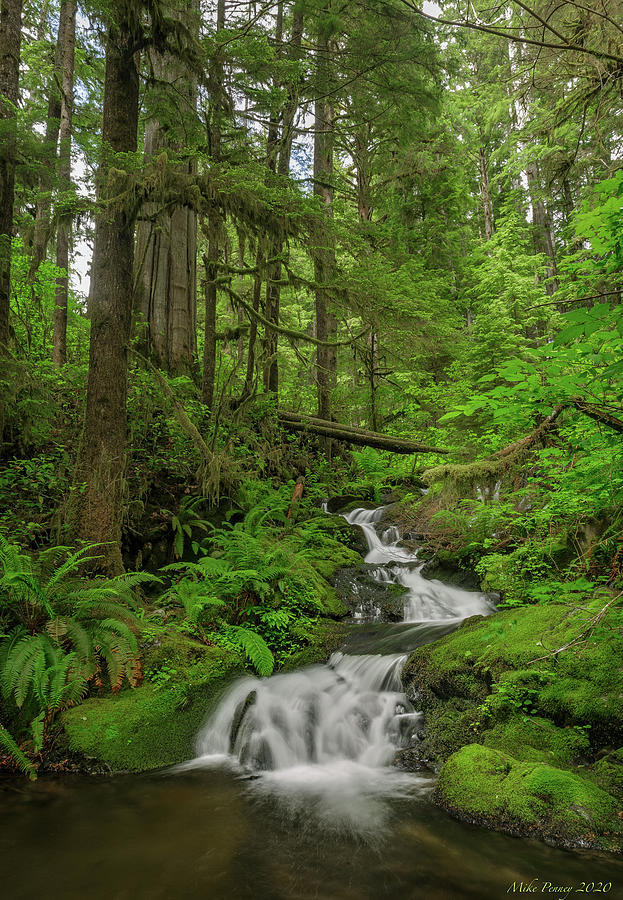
[343,506,494,622]
[195,651,418,770]
[190,505,493,804]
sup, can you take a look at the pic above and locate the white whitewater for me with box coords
[189,505,493,832]
[195,651,418,770]
[343,506,494,622]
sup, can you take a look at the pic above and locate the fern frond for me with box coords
[0,725,37,780]
[226,625,274,677]
[97,618,138,654]
[43,544,103,593]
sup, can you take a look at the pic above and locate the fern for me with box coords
[0,538,155,760]
[1,631,87,714]
[161,577,224,623]
[0,724,37,780]
[223,625,274,677]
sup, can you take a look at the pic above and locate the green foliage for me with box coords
[160,496,213,559]
[0,535,157,773]
[218,625,274,677]
[0,723,37,779]
[158,491,354,670]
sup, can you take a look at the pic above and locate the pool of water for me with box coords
[2,769,621,899]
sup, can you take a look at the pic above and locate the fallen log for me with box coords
[277,411,448,455]
[572,400,623,435]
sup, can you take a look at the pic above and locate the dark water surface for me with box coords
[2,768,622,900]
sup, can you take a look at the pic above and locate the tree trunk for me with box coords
[67,19,140,574]
[242,245,263,401]
[30,0,68,273]
[52,0,76,367]
[134,3,198,375]
[202,242,217,408]
[262,1,284,396]
[526,161,559,295]
[0,0,23,447]
[200,0,225,406]
[478,145,495,241]
[313,14,337,424]
[278,411,448,454]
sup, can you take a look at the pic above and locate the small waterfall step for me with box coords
[342,505,494,623]
[195,651,419,771]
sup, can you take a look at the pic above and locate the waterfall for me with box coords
[195,652,418,770]
[343,506,494,623]
[189,504,492,783]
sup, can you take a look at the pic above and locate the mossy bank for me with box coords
[399,601,623,852]
[60,618,351,773]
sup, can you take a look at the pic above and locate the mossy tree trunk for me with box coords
[263,3,303,398]
[0,0,23,448]
[52,0,76,367]
[313,10,337,425]
[134,1,198,376]
[67,15,140,574]
[201,0,225,409]
[29,0,65,274]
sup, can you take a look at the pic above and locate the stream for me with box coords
[2,506,621,899]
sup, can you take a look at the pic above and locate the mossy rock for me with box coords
[315,514,369,556]
[325,495,374,514]
[434,744,623,852]
[591,748,623,802]
[61,637,243,772]
[332,564,407,623]
[404,602,623,744]
[481,715,591,767]
[407,699,478,768]
[280,619,352,671]
[419,548,482,591]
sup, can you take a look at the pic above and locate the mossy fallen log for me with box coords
[277,411,448,455]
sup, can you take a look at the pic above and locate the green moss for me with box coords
[310,545,362,581]
[405,602,623,748]
[61,636,243,772]
[281,619,351,670]
[482,716,591,767]
[310,582,349,617]
[591,748,623,802]
[435,744,623,852]
[420,700,478,761]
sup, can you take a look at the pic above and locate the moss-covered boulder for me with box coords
[60,636,243,772]
[401,599,623,851]
[280,619,353,670]
[404,602,623,749]
[332,564,407,622]
[434,744,623,852]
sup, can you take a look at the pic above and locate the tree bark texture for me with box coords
[201,0,224,406]
[67,21,140,574]
[242,245,263,401]
[0,0,22,343]
[262,1,284,396]
[313,14,337,423]
[478,145,495,241]
[52,0,76,367]
[134,6,198,375]
[526,161,559,295]
[30,0,67,273]
[0,0,23,447]
[202,245,217,408]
